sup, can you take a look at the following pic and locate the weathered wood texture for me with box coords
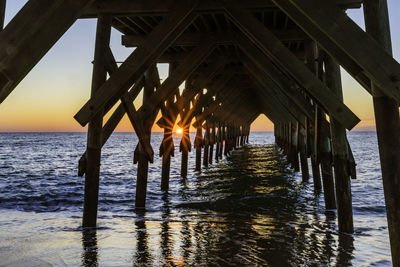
[83,15,112,228]
[325,55,353,232]
[364,0,400,265]
[224,5,360,130]
[83,0,362,17]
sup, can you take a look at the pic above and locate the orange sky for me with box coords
[0,2,398,132]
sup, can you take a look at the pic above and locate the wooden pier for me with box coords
[0,0,400,265]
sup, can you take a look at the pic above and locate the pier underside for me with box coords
[0,0,400,265]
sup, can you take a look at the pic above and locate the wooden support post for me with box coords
[134,142,150,209]
[134,67,157,208]
[209,123,216,164]
[298,119,309,181]
[194,127,203,172]
[203,122,210,167]
[286,122,293,166]
[215,123,221,162]
[319,109,337,210]
[304,42,322,191]
[325,55,353,232]
[82,15,111,228]
[180,123,191,178]
[224,125,229,156]
[311,106,322,191]
[160,128,173,191]
[235,126,239,149]
[317,44,337,209]
[160,63,177,191]
[292,123,300,172]
[219,124,225,159]
[180,99,191,178]
[365,3,400,256]
[240,126,244,146]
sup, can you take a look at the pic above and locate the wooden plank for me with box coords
[225,5,360,130]
[122,29,310,47]
[83,0,362,17]
[74,3,198,126]
[0,0,94,104]
[273,0,400,102]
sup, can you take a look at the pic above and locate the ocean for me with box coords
[0,132,391,266]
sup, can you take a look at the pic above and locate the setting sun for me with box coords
[176,128,183,134]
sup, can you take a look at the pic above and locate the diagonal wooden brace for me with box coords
[74,2,199,126]
[224,4,360,130]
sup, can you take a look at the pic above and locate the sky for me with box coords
[0,1,399,132]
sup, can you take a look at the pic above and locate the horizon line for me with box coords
[0,130,377,133]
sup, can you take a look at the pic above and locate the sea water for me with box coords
[0,132,391,266]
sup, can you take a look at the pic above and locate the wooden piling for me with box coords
[215,123,221,162]
[161,138,172,191]
[209,123,215,164]
[311,108,322,191]
[291,123,300,172]
[135,143,150,208]
[83,15,111,227]
[325,55,353,232]
[219,124,225,159]
[160,63,178,191]
[224,125,231,155]
[134,67,157,208]
[180,123,190,178]
[298,119,309,181]
[318,111,337,210]
[160,121,174,191]
[364,1,400,263]
[194,127,202,172]
[203,122,210,167]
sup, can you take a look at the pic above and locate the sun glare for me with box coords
[176,128,183,134]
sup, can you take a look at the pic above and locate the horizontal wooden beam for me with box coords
[122,29,310,47]
[83,0,362,17]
